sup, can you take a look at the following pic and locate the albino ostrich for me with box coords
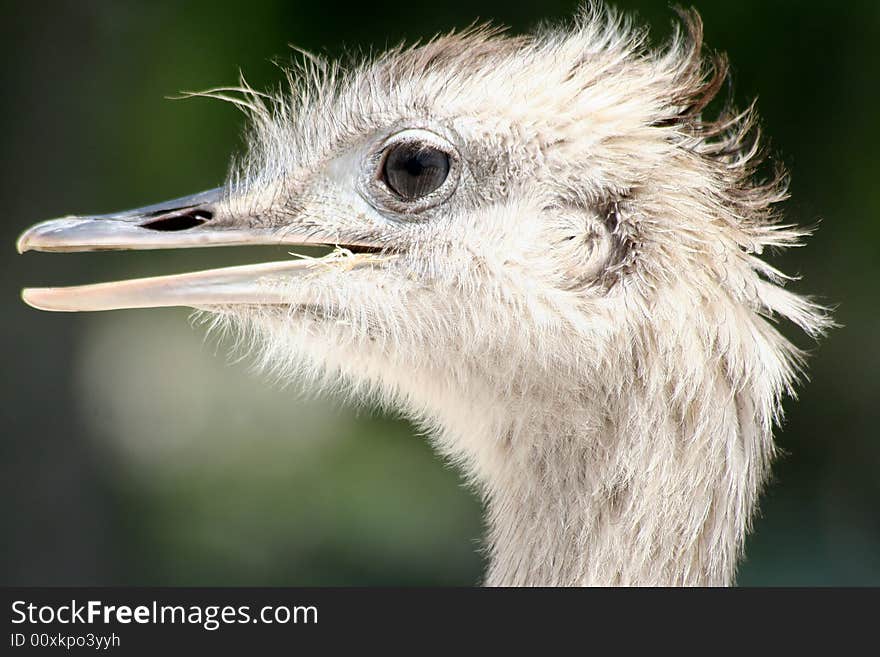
[17,5,828,586]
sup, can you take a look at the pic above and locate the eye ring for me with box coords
[364,128,461,216]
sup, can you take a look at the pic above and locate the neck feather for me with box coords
[481,381,770,585]
[303,285,802,586]
[473,304,790,586]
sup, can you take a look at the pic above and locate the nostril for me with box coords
[140,209,213,231]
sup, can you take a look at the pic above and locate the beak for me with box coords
[18,187,386,312]
[17,187,327,253]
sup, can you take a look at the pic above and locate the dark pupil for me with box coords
[383,143,450,200]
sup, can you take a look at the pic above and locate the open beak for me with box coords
[17,187,385,312]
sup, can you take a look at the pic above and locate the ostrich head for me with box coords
[17,5,829,585]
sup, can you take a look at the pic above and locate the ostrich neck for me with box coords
[479,373,767,586]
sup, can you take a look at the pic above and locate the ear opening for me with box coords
[549,195,635,291]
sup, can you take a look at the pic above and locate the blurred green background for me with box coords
[1,0,877,585]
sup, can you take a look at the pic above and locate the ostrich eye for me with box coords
[382,143,450,200]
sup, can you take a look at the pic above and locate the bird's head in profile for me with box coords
[18,5,828,485]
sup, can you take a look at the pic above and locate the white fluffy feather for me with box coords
[195,2,830,585]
